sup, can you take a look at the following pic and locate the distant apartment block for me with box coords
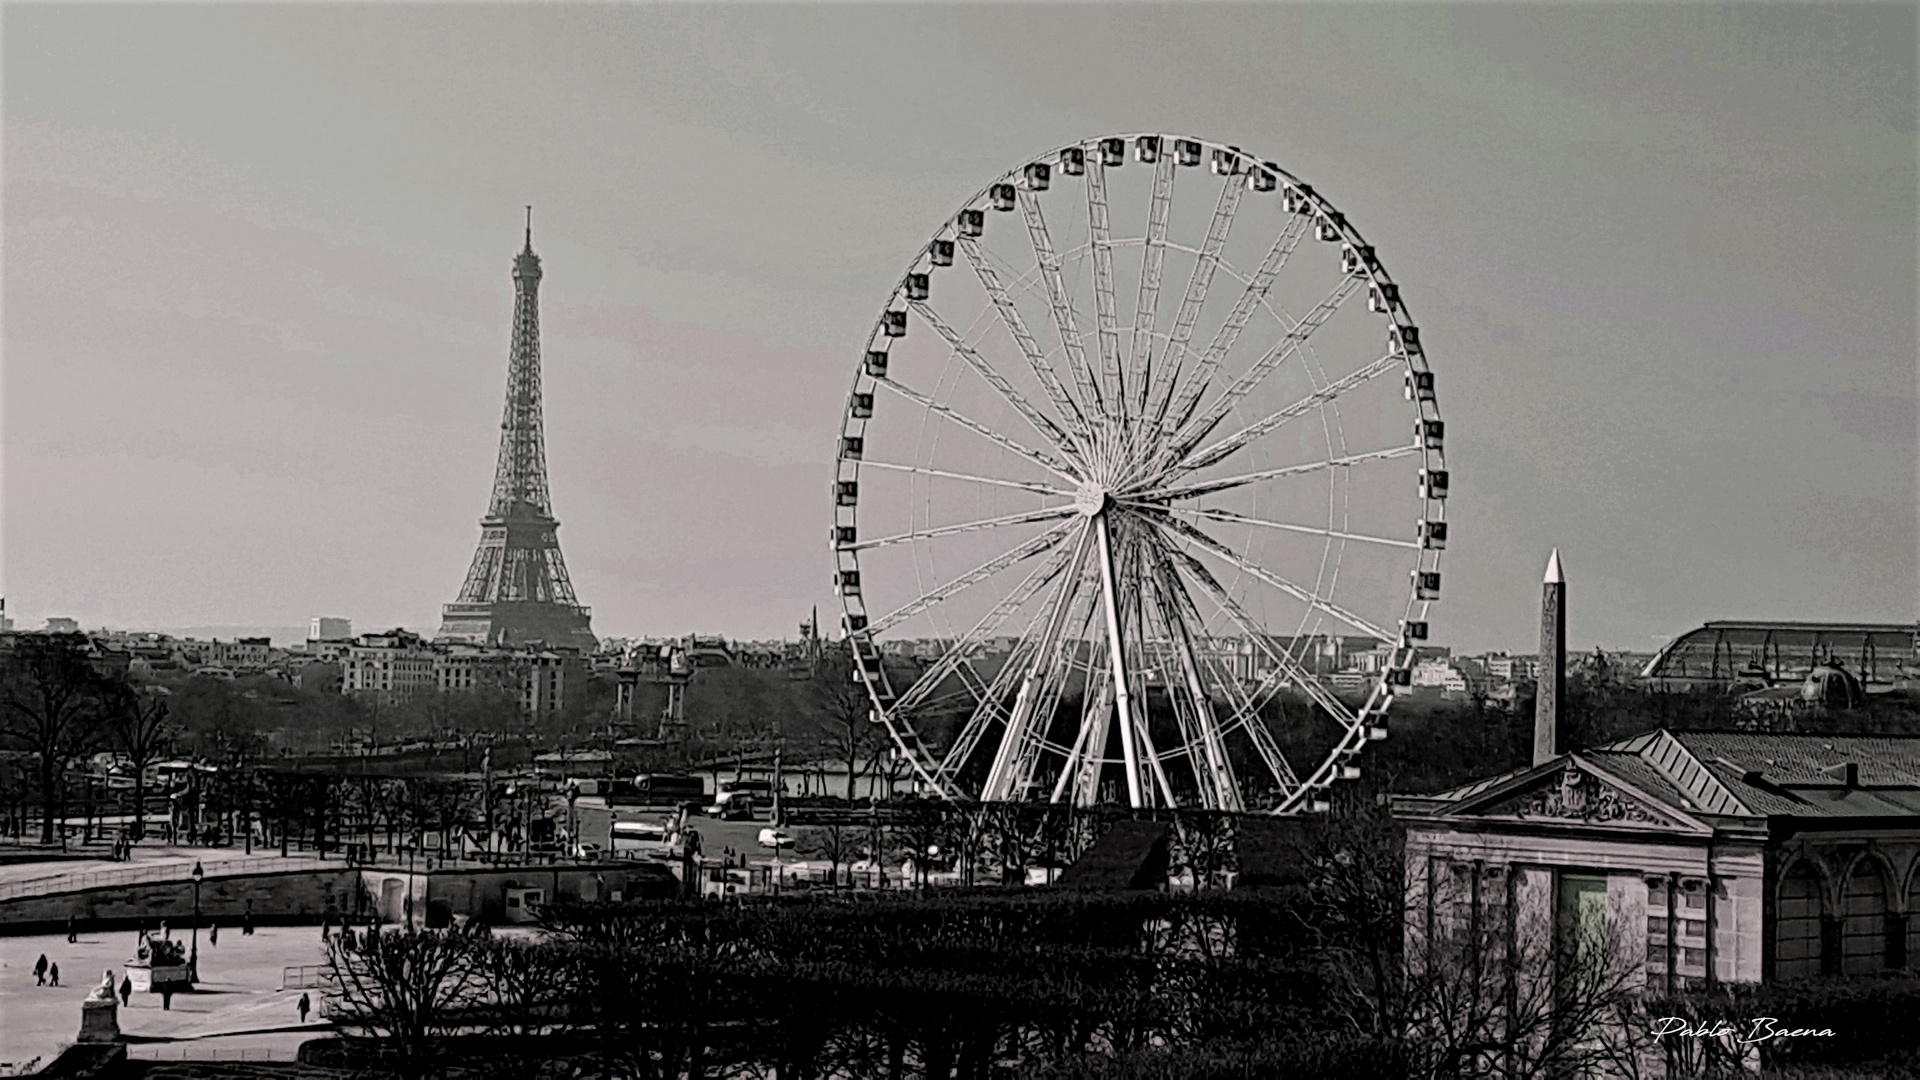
[310,616,353,641]
[344,629,440,705]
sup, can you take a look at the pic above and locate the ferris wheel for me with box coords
[832,134,1447,814]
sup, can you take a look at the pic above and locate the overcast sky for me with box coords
[4,4,1914,653]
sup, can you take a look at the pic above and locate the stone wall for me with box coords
[0,869,362,934]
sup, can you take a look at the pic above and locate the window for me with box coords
[1775,861,1823,979]
[1557,873,1610,966]
[1842,864,1890,975]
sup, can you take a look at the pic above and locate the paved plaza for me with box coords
[0,925,334,1075]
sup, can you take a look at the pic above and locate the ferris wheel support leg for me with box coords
[1095,511,1145,809]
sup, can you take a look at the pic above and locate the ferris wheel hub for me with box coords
[1073,481,1112,518]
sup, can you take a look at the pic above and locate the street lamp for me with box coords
[189,860,204,983]
[566,781,579,859]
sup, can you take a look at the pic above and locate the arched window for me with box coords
[1775,860,1824,979]
[1842,861,1891,975]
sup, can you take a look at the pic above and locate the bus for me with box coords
[710,779,775,821]
[607,774,706,808]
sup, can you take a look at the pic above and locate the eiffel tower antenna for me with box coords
[437,214,596,651]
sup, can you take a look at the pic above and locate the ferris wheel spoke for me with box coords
[1156,217,1311,435]
[855,459,1074,500]
[867,518,1079,636]
[958,237,1095,445]
[1157,514,1395,645]
[981,530,1096,801]
[1129,443,1421,504]
[871,375,1078,482]
[905,300,1082,467]
[1084,156,1127,426]
[1145,556,1242,811]
[1142,173,1243,453]
[887,527,1088,721]
[1016,191,1110,434]
[843,506,1077,553]
[1170,274,1365,452]
[1160,551,1310,795]
[1169,508,1419,550]
[1164,539,1369,733]
[1176,353,1401,474]
[1127,153,1177,429]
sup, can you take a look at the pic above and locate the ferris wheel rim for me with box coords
[834,132,1446,814]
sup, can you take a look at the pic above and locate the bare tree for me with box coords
[0,634,109,844]
[1401,860,1658,1080]
[813,657,879,803]
[325,926,486,1073]
[794,821,858,887]
[106,683,175,841]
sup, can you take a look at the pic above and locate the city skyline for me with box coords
[5,6,1915,652]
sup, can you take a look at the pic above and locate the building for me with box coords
[344,630,440,705]
[310,616,353,642]
[1395,729,1920,988]
[437,214,597,653]
[1641,621,1918,692]
[1396,550,1920,995]
[209,636,272,669]
[1411,657,1470,694]
[44,617,79,633]
[1482,652,1537,683]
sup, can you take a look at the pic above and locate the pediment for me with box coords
[1451,761,1700,831]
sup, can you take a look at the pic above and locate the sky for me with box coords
[3,3,1915,654]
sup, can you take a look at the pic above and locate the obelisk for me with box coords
[1533,548,1566,766]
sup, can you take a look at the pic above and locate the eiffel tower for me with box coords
[438,211,597,651]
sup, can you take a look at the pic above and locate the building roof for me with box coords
[1402,729,1920,824]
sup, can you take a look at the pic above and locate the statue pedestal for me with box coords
[79,996,120,1043]
[127,962,191,993]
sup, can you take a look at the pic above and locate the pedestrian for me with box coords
[320,915,331,941]
[34,953,47,986]
[67,914,77,943]
[161,986,172,1011]
[297,992,311,1024]
[243,900,254,936]
[49,962,59,987]
[119,975,131,1007]
[208,922,218,947]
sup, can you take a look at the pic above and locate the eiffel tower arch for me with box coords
[438,211,597,652]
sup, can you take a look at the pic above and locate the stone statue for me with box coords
[78,969,120,1043]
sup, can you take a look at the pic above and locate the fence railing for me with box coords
[126,1047,298,1062]
[281,963,334,990]
[0,854,336,902]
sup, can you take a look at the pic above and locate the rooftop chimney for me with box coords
[1534,549,1566,766]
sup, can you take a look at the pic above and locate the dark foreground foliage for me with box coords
[313,883,1398,1079]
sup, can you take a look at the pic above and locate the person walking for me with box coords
[48,962,60,987]
[161,986,172,1011]
[34,954,47,986]
[297,992,311,1024]
[243,900,254,936]
[119,974,132,1007]
[208,922,218,947]
[67,914,77,943]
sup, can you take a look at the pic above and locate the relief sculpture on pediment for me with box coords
[1483,765,1669,825]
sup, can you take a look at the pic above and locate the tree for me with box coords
[813,657,880,802]
[793,821,858,887]
[106,683,175,841]
[325,926,486,1074]
[0,634,110,843]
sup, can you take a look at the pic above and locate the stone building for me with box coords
[1394,729,1920,990]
